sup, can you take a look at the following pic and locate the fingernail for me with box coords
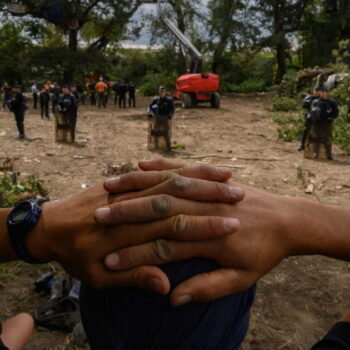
[147,278,164,294]
[223,218,240,231]
[105,253,120,270]
[173,294,192,306]
[216,167,231,175]
[95,207,111,221]
[105,177,121,189]
[229,186,245,199]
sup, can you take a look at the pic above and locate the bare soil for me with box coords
[0,94,349,350]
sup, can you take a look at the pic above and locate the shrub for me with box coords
[272,112,304,142]
[0,167,49,208]
[272,97,299,112]
[228,79,267,93]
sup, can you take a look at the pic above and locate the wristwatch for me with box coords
[7,198,49,264]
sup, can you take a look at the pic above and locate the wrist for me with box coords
[26,201,57,263]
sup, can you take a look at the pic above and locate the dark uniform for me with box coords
[148,94,175,151]
[112,83,119,105]
[118,82,127,108]
[88,81,96,106]
[309,97,339,160]
[76,85,85,105]
[128,82,136,108]
[50,85,61,114]
[39,90,50,119]
[8,89,26,139]
[298,94,319,151]
[71,89,81,143]
[2,85,11,110]
[57,92,77,143]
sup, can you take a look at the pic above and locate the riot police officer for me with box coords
[148,86,175,152]
[128,82,136,108]
[298,87,322,151]
[118,81,127,108]
[39,87,50,119]
[70,85,81,143]
[56,87,77,143]
[308,87,339,160]
[8,85,27,139]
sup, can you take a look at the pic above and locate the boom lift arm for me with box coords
[141,0,203,73]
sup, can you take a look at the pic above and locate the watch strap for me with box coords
[7,198,48,264]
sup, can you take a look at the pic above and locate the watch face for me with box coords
[12,209,29,224]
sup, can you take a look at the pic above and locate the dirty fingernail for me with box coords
[173,294,192,306]
[105,253,120,270]
[95,207,111,221]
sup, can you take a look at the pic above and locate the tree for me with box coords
[254,0,308,83]
[0,0,142,51]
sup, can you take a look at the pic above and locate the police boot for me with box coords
[325,143,333,160]
[298,127,308,151]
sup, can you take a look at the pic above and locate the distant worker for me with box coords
[56,86,77,143]
[298,87,322,151]
[308,87,339,160]
[118,81,127,108]
[128,82,136,108]
[2,82,11,111]
[39,87,50,120]
[70,85,81,143]
[76,84,85,105]
[31,83,38,109]
[95,78,108,108]
[8,85,27,139]
[147,86,175,152]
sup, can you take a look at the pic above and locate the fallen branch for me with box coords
[181,154,283,161]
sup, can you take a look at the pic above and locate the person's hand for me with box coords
[102,159,294,306]
[26,164,244,294]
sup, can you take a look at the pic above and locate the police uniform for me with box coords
[8,89,26,139]
[57,92,77,143]
[148,94,175,151]
[39,90,50,119]
[71,90,81,142]
[298,94,319,151]
[118,82,127,108]
[309,97,339,160]
[128,82,136,107]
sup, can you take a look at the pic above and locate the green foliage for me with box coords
[272,97,299,112]
[139,70,178,96]
[228,79,267,93]
[272,112,304,142]
[331,77,350,106]
[0,173,49,208]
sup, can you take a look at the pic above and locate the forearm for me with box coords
[285,197,350,260]
[0,208,18,262]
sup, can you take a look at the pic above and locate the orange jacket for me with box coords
[95,81,108,93]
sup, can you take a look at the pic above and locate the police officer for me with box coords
[39,87,50,119]
[70,85,81,143]
[31,83,38,109]
[148,86,175,152]
[128,82,136,108]
[8,85,26,139]
[118,81,127,108]
[112,82,119,105]
[50,83,61,114]
[56,86,77,143]
[88,81,96,106]
[2,82,11,110]
[298,87,322,151]
[308,87,339,160]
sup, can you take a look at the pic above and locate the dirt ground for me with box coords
[0,94,350,350]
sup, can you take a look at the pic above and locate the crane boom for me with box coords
[142,0,203,73]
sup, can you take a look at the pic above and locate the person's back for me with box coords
[80,258,255,350]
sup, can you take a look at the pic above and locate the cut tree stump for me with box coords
[147,116,172,152]
[55,112,73,143]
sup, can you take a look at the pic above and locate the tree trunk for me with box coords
[69,29,78,51]
[275,42,286,84]
[273,0,286,84]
